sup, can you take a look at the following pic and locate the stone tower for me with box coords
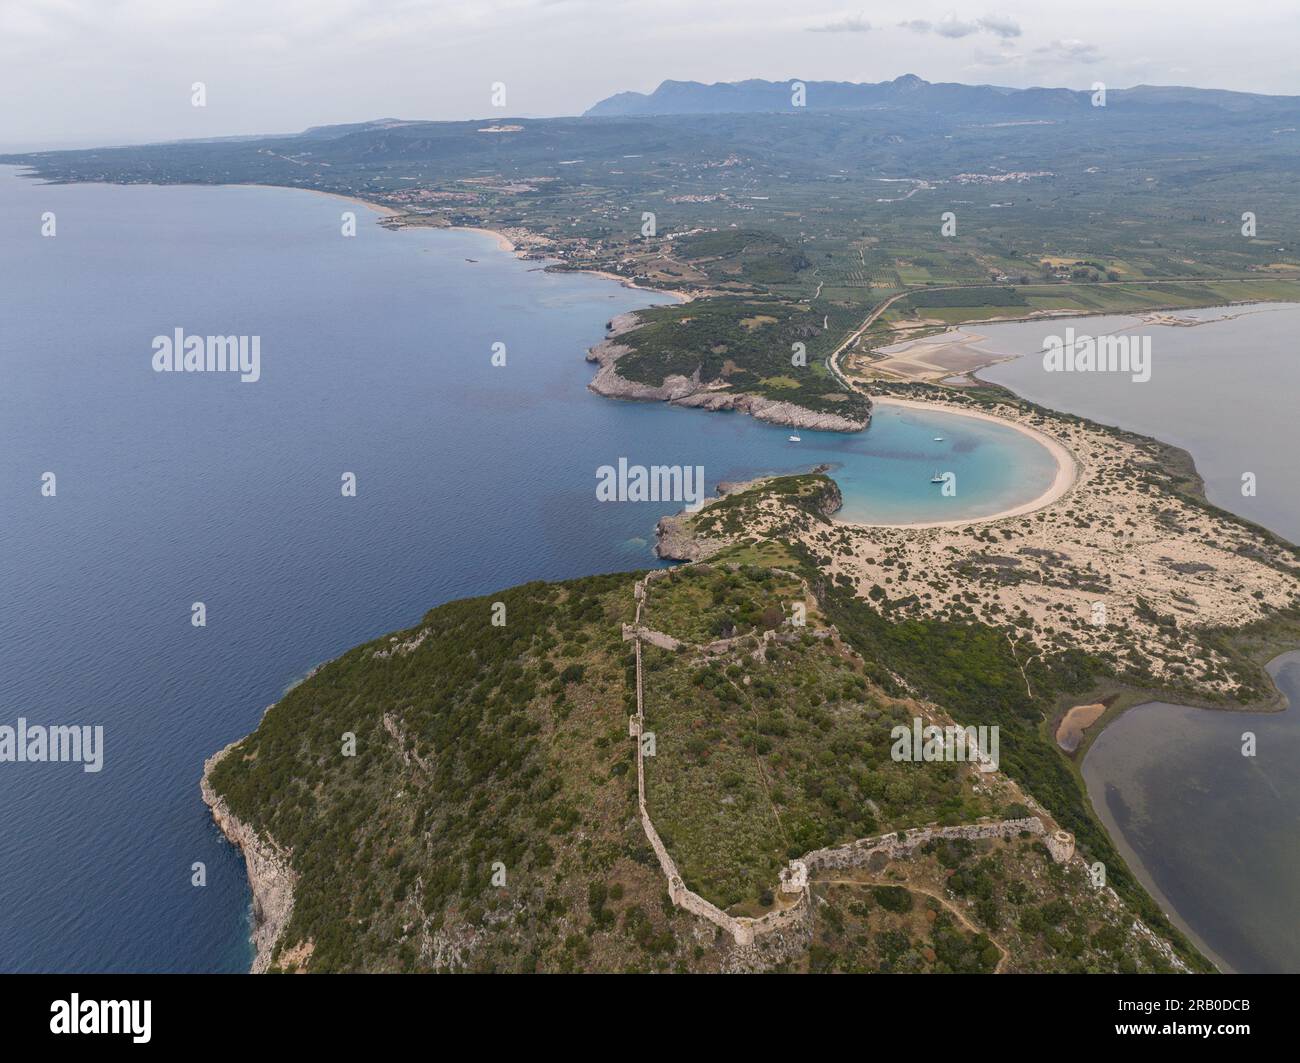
[779,859,809,894]
[1046,829,1075,864]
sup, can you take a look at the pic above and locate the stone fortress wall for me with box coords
[627,568,1075,950]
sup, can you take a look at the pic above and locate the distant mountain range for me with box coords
[585,75,1300,118]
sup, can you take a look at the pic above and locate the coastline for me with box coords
[585,311,871,433]
[451,225,517,253]
[394,214,864,433]
[567,266,692,304]
[833,395,1077,529]
[915,321,1300,970]
[221,182,854,434]
[1081,753,1236,973]
[861,299,1300,386]
[402,216,694,305]
[191,183,1290,975]
[200,738,297,973]
[1078,650,1300,976]
[5,159,1294,976]
[235,184,403,218]
[192,202,713,972]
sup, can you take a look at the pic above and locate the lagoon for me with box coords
[1082,655,1300,973]
[977,304,1300,542]
[977,307,1300,972]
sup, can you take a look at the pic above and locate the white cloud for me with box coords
[899,14,1021,40]
[807,15,872,33]
[977,15,1022,39]
[1038,38,1102,64]
[935,18,980,38]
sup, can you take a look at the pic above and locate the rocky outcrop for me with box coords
[201,740,297,973]
[652,478,756,561]
[805,474,844,519]
[654,471,843,560]
[587,316,870,432]
[654,512,723,562]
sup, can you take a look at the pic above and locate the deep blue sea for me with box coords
[0,167,1058,971]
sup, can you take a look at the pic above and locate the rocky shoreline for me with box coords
[655,469,844,560]
[587,313,871,433]
[200,739,297,974]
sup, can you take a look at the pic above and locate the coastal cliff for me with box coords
[588,313,870,433]
[200,740,296,974]
[188,552,1203,973]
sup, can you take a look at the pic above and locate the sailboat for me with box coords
[788,434,801,442]
[930,470,945,483]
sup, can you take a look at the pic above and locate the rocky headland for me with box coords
[655,469,844,561]
[200,739,297,973]
[587,313,870,433]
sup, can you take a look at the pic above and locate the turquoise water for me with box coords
[832,403,1057,524]
[0,166,1059,971]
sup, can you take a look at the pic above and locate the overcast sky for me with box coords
[3,0,1297,150]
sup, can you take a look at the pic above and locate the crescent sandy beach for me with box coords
[845,395,1079,529]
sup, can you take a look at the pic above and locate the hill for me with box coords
[584,74,1300,117]
[202,521,1225,973]
[6,76,1300,430]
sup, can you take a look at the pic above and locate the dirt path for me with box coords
[815,874,1010,973]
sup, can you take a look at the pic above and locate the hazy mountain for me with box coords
[585,75,1300,118]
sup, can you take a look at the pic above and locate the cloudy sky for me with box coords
[2,0,1297,149]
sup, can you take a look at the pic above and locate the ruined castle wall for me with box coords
[630,571,1046,954]
[801,818,1045,873]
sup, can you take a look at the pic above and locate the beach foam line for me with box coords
[837,396,1078,530]
[231,185,403,218]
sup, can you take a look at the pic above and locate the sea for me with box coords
[0,166,1059,971]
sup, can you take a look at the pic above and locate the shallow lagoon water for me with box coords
[977,308,1300,972]
[977,304,1300,542]
[1082,656,1300,973]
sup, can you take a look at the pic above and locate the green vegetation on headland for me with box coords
[23,77,1292,971]
[8,77,1299,422]
[604,295,869,423]
[644,389,1300,971]
[684,528,1214,968]
[206,507,1226,972]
